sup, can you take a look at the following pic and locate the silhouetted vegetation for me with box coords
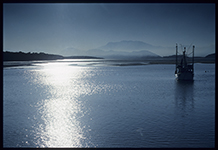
[3,51,64,61]
[3,51,103,61]
[161,53,215,64]
[205,53,215,58]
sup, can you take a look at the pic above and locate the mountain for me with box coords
[96,40,161,58]
[86,49,160,58]
[130,50,160,57]
[98,40,155,51]
[59,40,161,58]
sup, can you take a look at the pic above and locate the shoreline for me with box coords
[3,58,215,68]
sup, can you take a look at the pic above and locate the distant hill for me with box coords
[130,50,161,57]
[3,51,103,61]
[3,51,63,61]
[61,47,85,56]
[64,56,103,59]
[205,53,215,58]
[165,53,215,59]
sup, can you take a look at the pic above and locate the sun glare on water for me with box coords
[33,61,88,147]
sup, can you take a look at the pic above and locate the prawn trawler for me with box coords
[175,44,195,81]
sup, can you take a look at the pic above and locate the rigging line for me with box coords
[179,44,183,52]
[187,52,193,55]
[187,43,193,54]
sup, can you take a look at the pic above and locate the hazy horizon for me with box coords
[3,3,215,57]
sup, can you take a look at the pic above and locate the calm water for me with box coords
[3,60,215,148]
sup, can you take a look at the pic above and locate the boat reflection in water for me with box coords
[174,81,194,115]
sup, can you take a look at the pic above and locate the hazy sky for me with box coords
[3,3,215,56]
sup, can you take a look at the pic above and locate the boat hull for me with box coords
[175,72,193,81]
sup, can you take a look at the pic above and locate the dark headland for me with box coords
[3,51,103,61]
[3,51,103,67]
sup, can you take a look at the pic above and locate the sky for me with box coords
[3,3,215,56]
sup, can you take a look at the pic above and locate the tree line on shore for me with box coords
[3,51,103,61]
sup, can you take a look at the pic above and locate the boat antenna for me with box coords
[192,45,195,67]
[176,43,178,70]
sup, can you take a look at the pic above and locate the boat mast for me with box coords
[176,44,178,70]
[192,45,195,71]
[183,47,187,68]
